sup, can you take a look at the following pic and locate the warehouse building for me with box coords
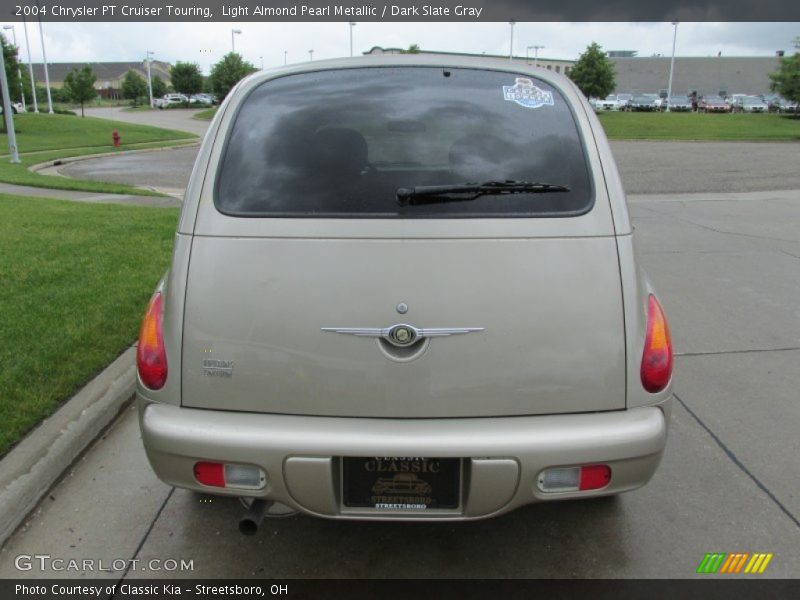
[29,60,172,99]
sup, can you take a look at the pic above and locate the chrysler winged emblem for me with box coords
[321,324,484,348]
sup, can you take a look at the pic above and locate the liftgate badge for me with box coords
[502,78,555,109]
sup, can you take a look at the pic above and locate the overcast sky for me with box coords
[2,22,797,73]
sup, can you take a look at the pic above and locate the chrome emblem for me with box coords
[321,324,484,348]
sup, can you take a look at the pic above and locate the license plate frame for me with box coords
[341,456,462,510]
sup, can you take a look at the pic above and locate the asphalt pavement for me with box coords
[1,109,798,579]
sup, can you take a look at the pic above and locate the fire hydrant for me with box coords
[112,130,120,148]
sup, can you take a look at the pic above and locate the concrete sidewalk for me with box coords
[0,182,181,208]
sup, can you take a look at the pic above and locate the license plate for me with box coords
[342,457,461,510]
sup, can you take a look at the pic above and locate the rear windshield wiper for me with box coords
[396,180,570,206]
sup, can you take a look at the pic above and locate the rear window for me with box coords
[215,67,593,218]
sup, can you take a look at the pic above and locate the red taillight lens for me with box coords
[641,294,673,393]
[137,291,167,390]
[579,465,612,491]
[194,462,225,487]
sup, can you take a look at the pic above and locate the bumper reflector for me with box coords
[193,461,267,490]
[538,465,611,493]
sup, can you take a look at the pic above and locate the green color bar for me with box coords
[697,553,726,574]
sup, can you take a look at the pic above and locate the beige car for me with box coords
[136,55,673,531]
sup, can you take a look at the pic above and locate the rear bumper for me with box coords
[139,398,670,521]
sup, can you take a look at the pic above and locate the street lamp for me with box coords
[2,25,26,110]
[260,55,264,70]
[0,48,21,162]
[145,50,154,108]
[21,16,38,113]
[283,50,287,65]
[36,0,54,113]
[508,21,515,60]
[666,21,679,112]
[308,49,314,61]
[526,45,544,65]
[231,28,242,53]
[349,22,357,57]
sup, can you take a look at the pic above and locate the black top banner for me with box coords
[5,0,800,22]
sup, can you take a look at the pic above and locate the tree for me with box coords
[769,52,800,116]
[400,44,421,54]
[209,53,257,101]
[1,33,24,104]
[151,75,167,98]
[170,62,203,98]
[62,65,97,117]
[121,70,147,106]
[568,42,615,100]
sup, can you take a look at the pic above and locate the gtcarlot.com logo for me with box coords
[696,552,773,574]
[14,554,194,572]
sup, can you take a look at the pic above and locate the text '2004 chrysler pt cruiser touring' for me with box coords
[136,55,673,529]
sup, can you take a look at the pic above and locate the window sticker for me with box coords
[502,78,555,109]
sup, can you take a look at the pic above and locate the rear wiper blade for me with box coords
[396,180,570,206]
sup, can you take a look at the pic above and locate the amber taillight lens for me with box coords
[640,294,673,393]
[137,291,167,390]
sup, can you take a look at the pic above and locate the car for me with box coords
[628,94,660,111]
[154,93,189,108]
[595,94,623,110]
[136,55,673,528]
[189,93,216,106]
[732,95,768,113]
[616,93,633,110]
[665,96,692,112]
[777,97,798,113]
[700,96,730,113]
[642,93,665,111]
[0,102,25,114]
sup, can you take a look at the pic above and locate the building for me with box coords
[29,61,172,99]
[363,47,575,76]
[610,56,783,97]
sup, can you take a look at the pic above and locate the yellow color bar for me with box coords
[758,554,773,574]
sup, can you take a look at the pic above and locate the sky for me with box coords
[1,22,797,73]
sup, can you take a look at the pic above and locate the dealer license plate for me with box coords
[342,457,461,510]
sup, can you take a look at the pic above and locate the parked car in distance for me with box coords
[642,93,664,111]
[616,93,633,110]
[700,96,730,113]
[595,94,623,111]
[777,97,799,113]
[136,56,674,527]
[665,96,692,112]
[732,95,768,113]
[155,93,189,108]
[629,95,660,111]
[0,102,25,114]
[189,93,217,106]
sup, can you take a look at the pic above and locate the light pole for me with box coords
[2,26,25,110]
[231,28,242,53]
[508,21,515,60]
[260,55,264,70]
[308,49,314,61]
[21,16,38,113]
[349,22,356,57]
[526,45,544,66]
[146,50,154,108]
[36,0,54,113]
[0,50,21,162]
[283,50,287,65]
[666,21,679,112]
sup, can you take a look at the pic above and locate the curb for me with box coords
[27,140,200,175]
[0,346,137,547]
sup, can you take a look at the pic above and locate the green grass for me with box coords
[0,193,178,456]
[598,111,800,141]
[194,107,217,120]
[0,113,196,196]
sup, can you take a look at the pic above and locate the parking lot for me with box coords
[0,110,798,579]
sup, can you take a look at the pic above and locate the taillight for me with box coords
[137,291,167,390]
[641,294,672,393]
[193,461,267,489]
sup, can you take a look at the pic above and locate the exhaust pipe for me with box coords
[239,499,272,536]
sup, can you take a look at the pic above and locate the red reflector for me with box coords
[579,465,611,491]
[194,462,225,487]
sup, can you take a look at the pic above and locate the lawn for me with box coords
[0,113,196,195]
[598,111,800,141]
[0,193,179,456]
[194,107,217,120]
